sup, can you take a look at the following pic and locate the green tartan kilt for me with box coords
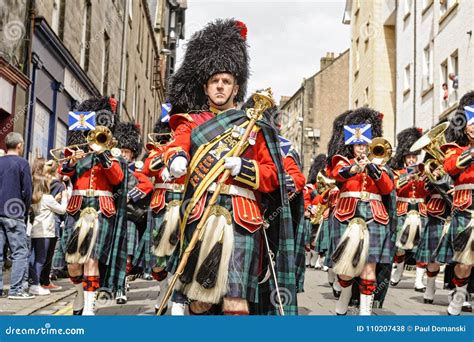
[63,197,115,265]
[126,221,139,256]
[178,193,261,303]
[52,215,75,269]
[295,218,309,293]
[329,201,392,265]
[395,203,428,254]
[315,216,330,253]
[415,214,446,263]
[131,209,154,270]
[436,208,473,264]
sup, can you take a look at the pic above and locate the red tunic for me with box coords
[283,154,306,193]
[331,155,393,224]
[394,168,429,217]
[443,143,474,211]
[59,156,124,217]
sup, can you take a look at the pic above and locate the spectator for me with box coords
[442,83,449,101]
[31,157,46,177]
[28,176,68,295]
[40,160,66,290]
[0,132,34,300]
[449,73,459,90]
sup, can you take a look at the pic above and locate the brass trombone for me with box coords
[367,137,392,165]
[50,126,117,162]
[145,132,173,151]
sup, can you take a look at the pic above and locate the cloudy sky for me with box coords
[176,0,350,104]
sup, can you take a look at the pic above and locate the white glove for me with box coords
[169,156,188,178]
[224,157,242,177]
[161,167,171,182]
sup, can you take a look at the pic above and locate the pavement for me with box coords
[1,266,472,316]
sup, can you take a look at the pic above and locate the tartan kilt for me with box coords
[52,215,75,269]
[329,201,392,265]
[132,209,154,270]
[415,215,446,263]
[64,197,115,265]
[436,208,473,264]
[395,205,428,254]
[179,193,261,303]
[315,217,330,253]
[295,218,309,293]
[126,221,139,255]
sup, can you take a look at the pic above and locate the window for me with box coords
[354,99,359,108]
[124,54,129,105]
[145,37,150,78]
[422,0,433,11]
[449,51,459,105]
[440,59,448,110]
[101,32,110,95]
[440,0,457,15]
[32,103,51,158]
[422,44,433,90]
[354,38,360,74]
[132,77,137,119]
[58,0,66,40]
[80,1,92,71]
[404,65,411,92]
[364,87,369,105]
[128,0,133,22]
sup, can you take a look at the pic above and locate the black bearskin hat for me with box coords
[389,127,422,170]
[66,96,117,146]
[308,154,327,184]
[114,122,142,159]
[448,90,474,146]
[168,19,249,114]
[327,110,352,166]
[338,107,383,159]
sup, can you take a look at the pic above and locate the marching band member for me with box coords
[330,108,394,316]
[389,128,429,291]
[438,91,474,315]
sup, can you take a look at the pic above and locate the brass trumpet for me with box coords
[410,122,449,183]
[367,137,392,165]
[50,126,117,162]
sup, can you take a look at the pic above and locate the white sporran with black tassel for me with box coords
[184,205,234,304]
[453,210,474,266]
[153,200,181,257]
[66,207,99,264]
[332,217,369,278]
[396,210,422,250]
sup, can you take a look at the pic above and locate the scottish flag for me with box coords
[68,111,96,131]
[279,136,292,156]
[161,103,172,123]
[344,124,372,145]
[465,105,474,126]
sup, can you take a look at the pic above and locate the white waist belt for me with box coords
[208,183,256,201]
[339,191,381,201]
[430,194,442,199]
[454,184,474,191]
[154,183,185,193]
[398,197,425,203]
[72,190,113,197]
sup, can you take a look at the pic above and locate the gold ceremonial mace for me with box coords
[157,89,275,315]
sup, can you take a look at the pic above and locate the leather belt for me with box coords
[339,191,381,202]
[454,184,474,191]
[398,197,425,204]
[208,183,256,201]
[72,190,113,197]
[154,183,185,193]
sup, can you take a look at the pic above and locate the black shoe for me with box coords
[336,312,347,316]
[390,281,399,287]
[414,287,426,293]
[423,298,433,304]
[154,306,168,315]
[73,309,83,315]
[333,289,341,298]
[462,304,472,313]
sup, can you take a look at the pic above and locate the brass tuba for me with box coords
[50,126,117,162]
[410,122,449,182]
[367,137,392,165]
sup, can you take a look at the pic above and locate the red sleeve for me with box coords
[102,160,124,185]
[444,146,464,176]
[283,156,306,192]
[253,132,279,193]
[312,194,323,205]
[331,155,352,183]
[164,114,194,165]
[134,171,154,195]
[374,169,394,195]
[143,148,164,177]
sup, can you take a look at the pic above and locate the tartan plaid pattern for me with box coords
[315,217,330,253]
[126,220,139,255]
[181,110,297,315]
[416,215,446,263]
[330,201,393,265]
[132,208,155,270]
[52,215,76,269]
[436,206,474,264]
[295,218,310,293]
[395,203,428,254]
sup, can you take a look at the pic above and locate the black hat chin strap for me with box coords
[208,93,234,110]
